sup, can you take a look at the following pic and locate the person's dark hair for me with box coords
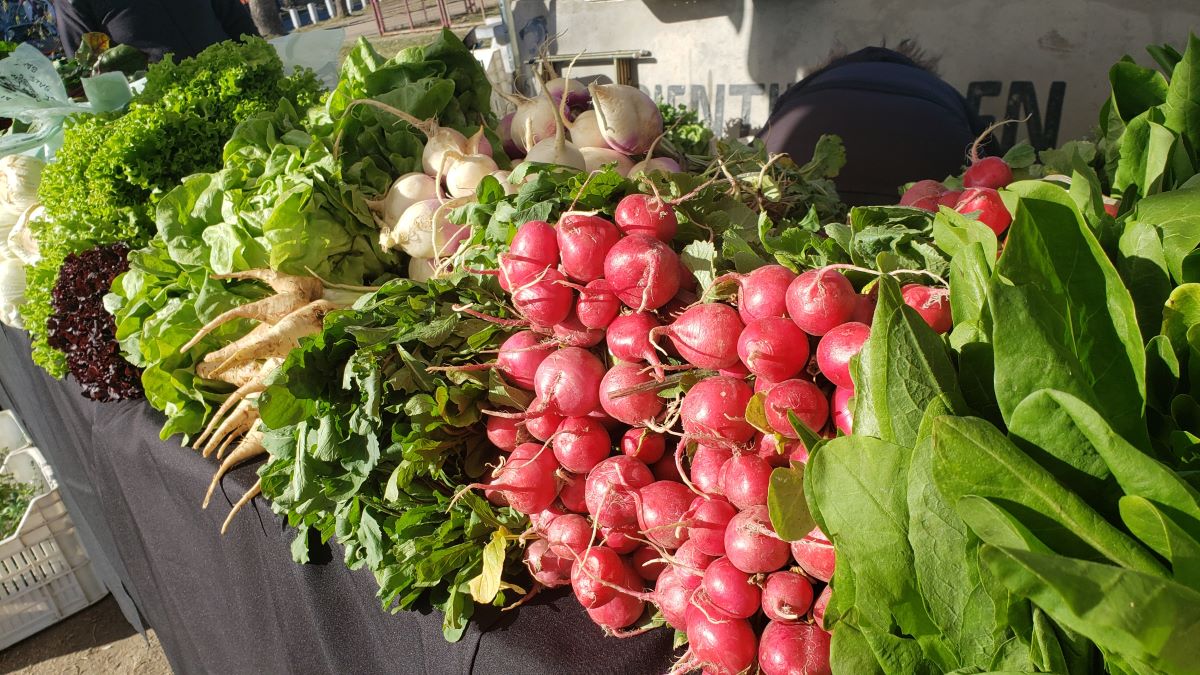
[818,38,941,76]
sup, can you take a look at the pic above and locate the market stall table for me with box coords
[0,325,675,674]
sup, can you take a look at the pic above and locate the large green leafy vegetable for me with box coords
[108,32,492,439]
[25,37,323,377]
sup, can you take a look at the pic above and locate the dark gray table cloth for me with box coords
[0,325,674,674]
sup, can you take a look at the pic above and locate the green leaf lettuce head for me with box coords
[25,36,323,377]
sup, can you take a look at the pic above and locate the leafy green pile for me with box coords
[25,37,323,377]
[775,35,1200,674]
[256,275,528,641]
[108,32,493,439]
[0,467,38,538]
[658,101,714,160]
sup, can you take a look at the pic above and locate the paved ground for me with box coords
[0,595,170,674]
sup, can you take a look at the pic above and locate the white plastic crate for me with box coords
[0,410,31,454]
[0,445,105,650]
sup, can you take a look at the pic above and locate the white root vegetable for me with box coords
[368,173,437,227]
[0,154,44,214]
[203,425,266,509]
[7,204,43,265]
[202,322,273,366]
[511,95,558,153]
[382,199,470,258]
[209,300,338,376]
[467,126,493,156]
[220,479,262,535]
[196,396,257,456]
[210,269,323,301]
[196,357,280,446]
[408,256,438,282]
[490,170,519,195]
[445,151,499,198]
[589,83,664,155]
[522,85,586,170]
[629,157,682,178]
[567,110,610,149]
[195,359,267,387]
[580,147,634,176]
[181,293,309,353]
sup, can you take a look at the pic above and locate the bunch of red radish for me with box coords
[899,155,1014,235]
[471,190,954,674]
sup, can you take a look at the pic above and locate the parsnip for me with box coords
[202,322,273,366]
[208,300,337,376]
[196,358,265,387]
[220,479,262,535]
[210,269,322,300]
[181,293,309,352]
[203,425,265,509]
[196,396,256,456]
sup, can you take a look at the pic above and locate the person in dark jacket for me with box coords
[52,0,259,62]
[759,42,988,206]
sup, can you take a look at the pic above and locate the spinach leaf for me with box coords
[1118,495,1200,587]
[1117,218,1172,340]
[980,545,1200,675]
[1130,183,1200,285]
[931,415,1165,575]
[855,274,966,447]
[990,182,1148,448]
[1162,34,1200,166]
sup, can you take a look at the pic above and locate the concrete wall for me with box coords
[509,0,1200,150]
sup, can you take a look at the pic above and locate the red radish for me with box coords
[559,473,588,513]
[813,585,831,629]
[652,303,744,370]
[586,568,646,630]
[510,220,559,267]
[599,363,665,425]
[675,539,717,590]
[497,331,553,390]
[557,213,621,282]
[685,602,758,675]
[585,456,654,528]
[721,454,773,509]
[534,347,606,417]
[552,310,605,348]
[962,156,1013,190]
[755,377,779,395]
[513,267,574,328]
[486,414,525,451]
[955,187,1012,235]
[622,428,666,463]
[588,404,622,432]
[681,377,755,443]
[497,252,548,292]
[546,513,592,559]
[758,621,832,675]
[1103,200,1119,217]
[637,481,694,549]
[735,265,797,323]
[483,474,510,507]
[691,445,733,495]
[633,545,667,581]
[525,404,563,441]
[576,280,620,329]
[756,434,807,466]
[606,312,663,368]
[654,568,694,630]
[849,292,877,325]
[786,268,857,336]
[815,321,870,389]
[765,379,829,438]
[898,179,946,211]
[529,503,566,534]
[652,453,684,482]
[604,234,681,311]
[703,557,761,619]
[937,190,963,207]
[489,442,561,514]
[901,284,952,333]
[552,417,611,473]
[688,496,737,556]
[602,526,642,554]
[525,538,571,587]
[571,546,627,608]
[738,317,811,382]
[719,360,751,379]
[614,193,678,242]
[725,505,790,574]
[832,387,853,435]
[790,527,836,582]
[762,571,814,623]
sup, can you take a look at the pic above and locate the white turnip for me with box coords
[370,172,437,226]
[568,109,610,149]
[579,146,634,176]
[588,83,663,155]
